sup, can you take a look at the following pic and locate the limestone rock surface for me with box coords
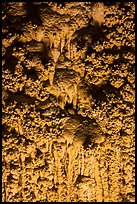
[2,2,135,202]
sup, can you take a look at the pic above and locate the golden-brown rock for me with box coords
[2,2,135,202]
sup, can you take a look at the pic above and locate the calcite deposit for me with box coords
[2,2,135,202]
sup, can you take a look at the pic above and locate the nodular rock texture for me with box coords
[2,2,135,202]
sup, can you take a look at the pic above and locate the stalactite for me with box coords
[2,2,135,202]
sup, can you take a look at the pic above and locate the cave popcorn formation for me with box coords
[2,2,135,202]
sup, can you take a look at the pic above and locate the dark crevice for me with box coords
[25,157,32,165]
[103,2,118,6]
[5,90,37,106]
[25,67,39,80]
[2,124,11,136]
[3,49,18,74]
[2,16,24,36]
[21,61,39,81]
[40,43,50,65]
[10,163,19,170]
[64,102,77,114]
[87,81,121,105]
[7,173,14,183]
[2,124,20,139]
[23,137,34,146]
[56,2,66,8]
[94,45,135,59]
[56,108,68,119]
[75,174,90,184]
[120,129,128,136]
[83,137,93,149]
[72,24,106,56]
[119,2,132,11]
[2,40,27,74]
[24,2,43,25]
[36,148,43,157]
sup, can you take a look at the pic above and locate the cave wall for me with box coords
[2,2,135,202]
